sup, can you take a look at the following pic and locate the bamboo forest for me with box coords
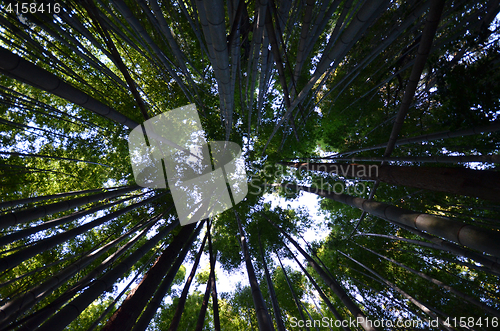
[1,0,500,330]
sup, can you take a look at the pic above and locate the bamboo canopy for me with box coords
[0,0,499,330]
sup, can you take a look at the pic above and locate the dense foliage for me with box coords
[0,1,499,330]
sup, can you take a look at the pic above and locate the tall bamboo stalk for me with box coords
[167,224,209,331]
[355,243,500,318]
[260,233,286,331]
[333,121,500,157]
[276,251,310,331]
[235,210,275,330]
[289,184,500,258]
[0,212,161,327]
[102,222,199,331]
[0,46,139,129]
[0,187,114,209]
[339,251,454,331]
[3,215,179,330]
[194,259,213,331]
[131,221,205,331]
[265,215,377,331]
[208,224,221,331]
[355,232,500,274]
[283,245,351,331]
[282,162,500,203]
[0,193,145,246]
[383,0,445,157]
[0,185,139,230]
[0,192,164,274]
[34,217,180,331]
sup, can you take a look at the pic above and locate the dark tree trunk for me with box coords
[102,223,199,331]
[208,226,221,331]
[131,221,205,331]
[167,225,209,331]
[194,260,213,331]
